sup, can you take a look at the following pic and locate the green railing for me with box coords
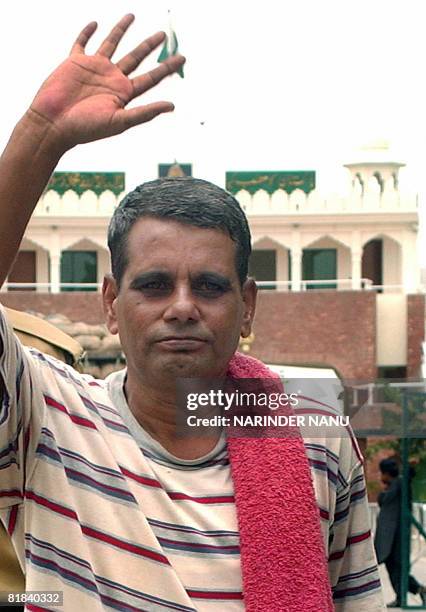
[401,391,426,609]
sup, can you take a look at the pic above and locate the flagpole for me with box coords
[157,7,185,169]
[168,8,178,171]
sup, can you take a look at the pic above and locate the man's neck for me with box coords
[124,373,221,460]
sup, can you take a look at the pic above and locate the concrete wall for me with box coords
[376,294,407,366]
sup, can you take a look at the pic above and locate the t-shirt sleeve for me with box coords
[330,449,386,611]
[0,305,45,508]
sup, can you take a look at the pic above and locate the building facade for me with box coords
[3,172,124,294]
[231,144,422,379]
[1,146,424,380]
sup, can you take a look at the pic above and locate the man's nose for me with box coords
[163,285,201,323]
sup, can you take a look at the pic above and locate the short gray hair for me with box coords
[107,177,251,288]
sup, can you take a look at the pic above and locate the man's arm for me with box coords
[0,15,184,499]
[330,460,386,610]
[0,14,184,287]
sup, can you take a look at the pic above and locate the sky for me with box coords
[1,0,426,261]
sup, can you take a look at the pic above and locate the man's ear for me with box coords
[102,274,119,335]
[240,278,257,338]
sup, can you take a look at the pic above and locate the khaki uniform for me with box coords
[0,308,84,599]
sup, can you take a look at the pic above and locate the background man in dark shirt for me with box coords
[375,457,426,607]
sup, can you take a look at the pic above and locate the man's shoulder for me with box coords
[303,431,364,486]
[3,305,84,368]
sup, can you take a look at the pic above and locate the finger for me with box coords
[70,21,98,55]
[96,14,135,59]
[116,31,166,76]
[119,101,175,130]
[131,55,186,97]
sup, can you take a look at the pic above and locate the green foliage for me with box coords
[365,438,400,460]
[366,479,381,497]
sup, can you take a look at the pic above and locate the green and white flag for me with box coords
[158,23,184,78]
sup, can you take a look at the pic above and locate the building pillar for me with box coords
[291,248,302,291]
[36,248,49,293]
[290,229,302,291]
[351,249,362,290]
[49,252,61,293]
[49,229,61,293]
[401,232,418,293]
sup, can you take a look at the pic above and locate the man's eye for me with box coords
[195,281,226,295]
[143,281,167,290]
[136,281,171,294]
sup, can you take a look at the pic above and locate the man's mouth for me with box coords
[156,336,208,351]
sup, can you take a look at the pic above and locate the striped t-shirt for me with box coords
[0,306,384,611]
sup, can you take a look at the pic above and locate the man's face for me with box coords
[380,472,394,489]
[103,217,256,388]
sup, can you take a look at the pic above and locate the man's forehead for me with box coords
[129,215,229,236]
[127,217,234,251]
[125,217,238,271]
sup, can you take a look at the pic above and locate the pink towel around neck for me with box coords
[226,352,334,612]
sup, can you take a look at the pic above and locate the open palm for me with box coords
[30,15,185,148]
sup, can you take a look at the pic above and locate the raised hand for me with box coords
[28,14,185,150]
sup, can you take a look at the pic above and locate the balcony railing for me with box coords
[255,278,374,290]
[2,283,102,292]
[1,279,420,293]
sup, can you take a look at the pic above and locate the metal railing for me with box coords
[351,381,426,408]
[1,279,420,293]
[2,282,102,292]
[254,278,374,290]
